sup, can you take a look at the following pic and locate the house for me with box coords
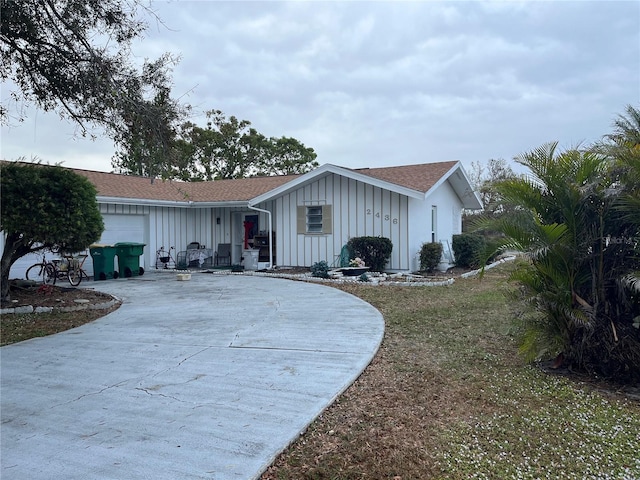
[8,161,482,278]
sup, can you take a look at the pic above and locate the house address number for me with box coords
[366,209,398,224]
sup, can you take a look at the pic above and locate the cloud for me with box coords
[1,0,638,175]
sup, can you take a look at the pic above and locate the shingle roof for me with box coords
[5,161,460,203]
[75,169,300,202]
[353,161,458,193]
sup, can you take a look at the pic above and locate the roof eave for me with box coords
[424,162,483,210]
[97,196,249,208]
[250,163,424,204]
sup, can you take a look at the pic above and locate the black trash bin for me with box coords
[114,242,146,277]
[89,244,119,281]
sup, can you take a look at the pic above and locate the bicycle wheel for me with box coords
[25,263,45,282]
[67,266,82,286]
[44,263,57,285]
[26,263,57,285]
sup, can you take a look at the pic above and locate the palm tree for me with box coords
[476,139,640,381]
[605,104,640,149]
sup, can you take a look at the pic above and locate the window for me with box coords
[297,205,332,234]
[306,206,323,233]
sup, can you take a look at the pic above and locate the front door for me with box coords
[231,212,259,264]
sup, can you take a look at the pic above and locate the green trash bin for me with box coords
[114,242,146,277]
[89,244,119,281]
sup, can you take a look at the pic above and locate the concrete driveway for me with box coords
[1,271,384,479]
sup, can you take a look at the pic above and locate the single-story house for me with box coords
[7,161,482,278]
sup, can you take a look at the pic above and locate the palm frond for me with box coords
[619,272,640,293]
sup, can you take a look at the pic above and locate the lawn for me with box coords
[261,263,640,479]
[2,264,638,478]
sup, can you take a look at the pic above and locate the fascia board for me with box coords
[424,163,483,209]
[97,196,248,208]
[250,163,424,205]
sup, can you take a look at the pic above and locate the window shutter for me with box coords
[322,205,332,234]
[297,206,306,234]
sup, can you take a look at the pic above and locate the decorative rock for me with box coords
[14,306,34,314]
[35,306,53,313]
[74,299,90,304]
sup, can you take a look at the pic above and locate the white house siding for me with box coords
[269,173,410,270]
[98,203,217,272]
[407,179,463,271]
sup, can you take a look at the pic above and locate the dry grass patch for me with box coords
[1,284,119,346]
[262,264,640,479]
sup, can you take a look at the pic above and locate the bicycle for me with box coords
[63,252,90,286]
[27,251,90,286]
[25,251,57,285]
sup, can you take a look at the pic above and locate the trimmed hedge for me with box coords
[452,234,486,268]
[347,236,393,272]
[419,242,443,272]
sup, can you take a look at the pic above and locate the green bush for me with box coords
[311,260,329,278]
[347,236,393,272]
[452,234,486,268]
[419,242,443,272]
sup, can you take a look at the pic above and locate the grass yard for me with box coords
[262,264,640,479]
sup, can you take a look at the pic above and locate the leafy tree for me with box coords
[0,162,104,302]
[1,0,181,146]
[475,141,640,382]
[257,136,319,176]
[111,71,187,180]
[164,110,318,181]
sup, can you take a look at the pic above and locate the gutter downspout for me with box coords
[248,204,273,269]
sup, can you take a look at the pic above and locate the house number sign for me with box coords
[366,209,398,224]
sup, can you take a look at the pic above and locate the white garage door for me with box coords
[93,214,147,277]
[100,214,146,245]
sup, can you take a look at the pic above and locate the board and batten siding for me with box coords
[269,173,410,270]
[98,203,217,270]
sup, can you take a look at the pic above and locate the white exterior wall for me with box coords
[3,175,466,279]
[98,203,218,271]
[407,179,463,271]
[269,173,410,270]
[3,202,262,280]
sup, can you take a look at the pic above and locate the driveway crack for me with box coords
[50,380,129,408]
[134,387,188,404]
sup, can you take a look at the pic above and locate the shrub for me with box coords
[452,234,486,268]
[419,242,443,272]
[347,236,393,272]
[311,261,329,278]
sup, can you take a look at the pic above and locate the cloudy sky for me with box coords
[1,0,638,176]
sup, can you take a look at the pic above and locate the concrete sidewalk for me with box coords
[1,271,384,479]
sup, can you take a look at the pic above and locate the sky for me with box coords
[1,0,638,177]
